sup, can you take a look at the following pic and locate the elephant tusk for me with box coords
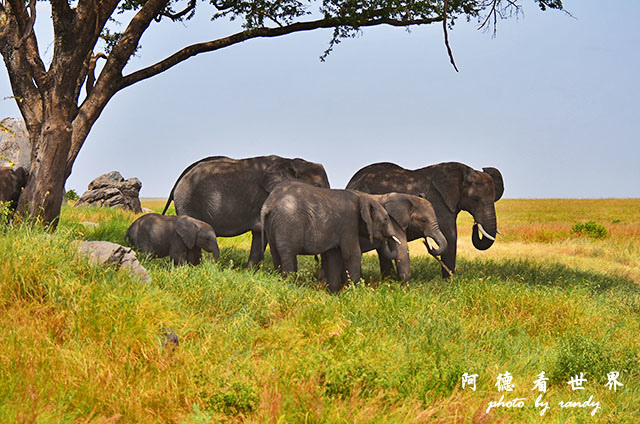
[425,237,433,250]
[424,237,439,251]
[476,222,496,241]
[496,229,502,235]
[392,235,402,245]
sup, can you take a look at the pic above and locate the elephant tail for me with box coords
[124,226,132,246]
[161,192,174,215]
[260,205,270,253]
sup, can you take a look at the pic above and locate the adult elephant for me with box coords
[346,162,504,278]
[162,155,330,266]
[0,166,28,214]
[261,182,400,292]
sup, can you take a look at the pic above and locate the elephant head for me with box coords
[175,216,220,259]
[429,163,504,251]
[358,194,400,258]
[262,157,330,192]
[382,193,448,256]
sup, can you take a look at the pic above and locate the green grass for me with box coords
[1,200,639,423]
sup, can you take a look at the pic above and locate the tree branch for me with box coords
[67,0,171,174]
[155,0,196,22]
[16,0,35,47]
[85,52,107,95]
[2,0,46,114]
[442,0,459,72]
[120,15,442,89]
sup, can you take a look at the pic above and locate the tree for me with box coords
[0,0,563,226]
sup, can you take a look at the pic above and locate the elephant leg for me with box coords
[247,230,267,267]
[377,249,396,279]
[279,252,298,277]
[341,245,362,286]
[186,248,202,266]
[439,219,458,278]
[270,243,282,270]
[171,254,186,266]
[169,241,187,266]
[322,249,345,293]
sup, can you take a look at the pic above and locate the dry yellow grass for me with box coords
[404,199,640,283]
[1,198,638,423]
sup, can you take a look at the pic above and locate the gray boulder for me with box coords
[76,171,143,213]
[78,240,151,282]
[0,118,30,169]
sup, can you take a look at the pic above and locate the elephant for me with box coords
[0,166,28,214]
[161,155,330,266]
[125,213,220,265]
[354,192,448,282]
[260,182,400,292]
[346,162,504,278]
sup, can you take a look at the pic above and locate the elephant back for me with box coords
[347,162,417,195]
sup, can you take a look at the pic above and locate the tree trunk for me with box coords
[17,113,73,227]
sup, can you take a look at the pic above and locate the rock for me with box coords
[141,208,153,214]
[78,240,151,282]
[76,171,143,213]
[80,221,99,228]
[161,328,179,347]
[0,118,30,169]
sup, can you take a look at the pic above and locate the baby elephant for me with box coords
[261,182,400,292]
[126,213,220,265]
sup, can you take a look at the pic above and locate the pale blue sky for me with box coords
[1,1,638,198]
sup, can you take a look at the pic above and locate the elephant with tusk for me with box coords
[344,191,448,282]
[347,161,504,278]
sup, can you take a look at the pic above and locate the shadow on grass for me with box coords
[408,255,638,294]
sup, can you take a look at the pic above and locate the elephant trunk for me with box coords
[471,206,497,251]
[382,236,400,260]
[424,222,448,256]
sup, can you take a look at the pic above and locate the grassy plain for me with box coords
[0,198,639,423]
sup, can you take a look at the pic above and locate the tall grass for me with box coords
[0,199,638,423]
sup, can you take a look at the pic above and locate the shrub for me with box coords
[66,189,79,202]
[550,334,638,384]
[571,221,607,239]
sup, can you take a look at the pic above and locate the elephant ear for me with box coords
[482,167,504,201]
[359,196,375,244]
[262,159,298,193]
[428,165,462,214]
[176,217,198,249]
[383,195,411,231]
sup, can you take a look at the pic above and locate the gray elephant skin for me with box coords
[356,192,447,282]
[0,166,28,214]
[347,162,504,278]
[162,155,330,266]
[260,182,399,292]
[126,213,220,265]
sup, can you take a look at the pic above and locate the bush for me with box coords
[571,221,607,239]
[551,334,638,384]
[65,189,79,202]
